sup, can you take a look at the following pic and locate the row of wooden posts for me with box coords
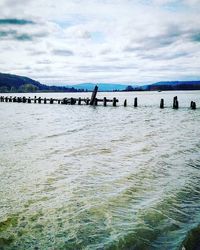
[0,95,197,109]
[0,86,197,109]
[0,96,119,106]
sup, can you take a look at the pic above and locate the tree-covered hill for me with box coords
[0,73,83,93]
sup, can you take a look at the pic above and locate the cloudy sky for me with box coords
[0,0,200,85]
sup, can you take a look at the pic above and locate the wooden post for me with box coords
[113,97,117,107]
[173,96,178,109]
[58,100,61,104]
[70,98,76,105]
[94,98,98,106]
[90,85,98,105]
[23,97,26,103]
[28,97,31,103]
[17,97,21,103]
[160,98,164,109]
[44,98,47,104]
[191,101,196,110]
[9,97,12,102]
[134,97,138,107]
[50,98,53,104]
[5,97,8,102]
[86,98,90,105]
[34,96,37,103]
[38,97,41,104]
[78,98,81,105]
[13,97,16,102]
[124,99,127,107]
[62,98,66,104]
[103,97,107,106]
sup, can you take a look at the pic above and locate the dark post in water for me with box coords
[160,98,164,109]
[134,97,138,107]
[90,85,98,105]
[173,96,178,109]
[124,99,127,107]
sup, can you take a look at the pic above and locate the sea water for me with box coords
[0,91,200,249]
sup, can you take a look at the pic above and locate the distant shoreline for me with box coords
[1,89,200,94]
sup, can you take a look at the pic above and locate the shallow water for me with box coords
[0,91,200,249]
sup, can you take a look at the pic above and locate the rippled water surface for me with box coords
[0,91,200,250]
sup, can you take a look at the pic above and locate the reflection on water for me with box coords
[0,91,200,249]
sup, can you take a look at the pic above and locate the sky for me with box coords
[0,0,200,85]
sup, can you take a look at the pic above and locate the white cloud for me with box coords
[0,0,200,84]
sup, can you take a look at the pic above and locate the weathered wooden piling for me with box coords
[58,100,61,104]
[160,98,164,109]
[44,98,47,104]
[124,99,127,107]
[17,97,21,103]
[34,96,37,103]
[70,98,76,105]
[61,98,67,104]
[134,97,138,107]
[13,97,16,102]
[191,101,196,110]
[173,96,178,109]
[78,97,81,105]
[113,97,117,107]
[50,98,53,104]
[38,97,41,104]
[23,97,26,103]
[5,97,8,102]
[103,97,107,106]
[94,98,98,106]
[28,97,31,103]
[90,85,98,105]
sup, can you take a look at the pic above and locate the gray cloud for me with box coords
[52,49,74,56]
[141,52,189,61]
[78,65,137,73]
[0,29,33,41]
[0,30,16,38]
[0,18,35,25]
[192,33,200,42]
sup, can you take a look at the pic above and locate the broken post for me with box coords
[160,98,164,109]
[124,99,127,107]
[113,97,117,107]
[191,101,196,110]
[173,96,178,109]
[90,85,98,105]
[103,97,107,107]
[94,98,98,106]
[134,97,138,107]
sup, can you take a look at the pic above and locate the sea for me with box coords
[0,91,200,250]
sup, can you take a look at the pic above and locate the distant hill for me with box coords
[147,81,200,91]
[1,72,200,93]
[0,73,83,93]
[70,83,128,91]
